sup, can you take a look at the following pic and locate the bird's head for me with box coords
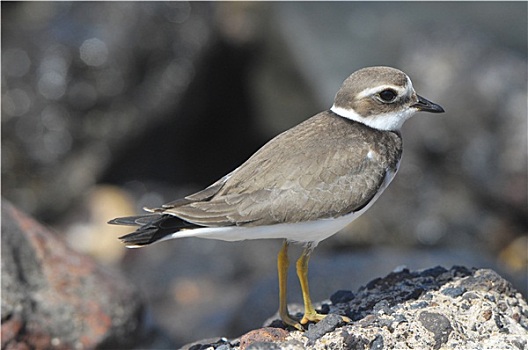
[331,66,445,131]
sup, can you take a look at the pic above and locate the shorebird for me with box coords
[109,66,444,330]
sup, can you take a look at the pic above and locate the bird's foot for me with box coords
[299,311,327,325]
[281,311,351,330]
[300,311,351,325]
[280,312,304,331]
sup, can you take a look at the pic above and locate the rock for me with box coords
[418,312,452,350]
[304,314,344,345]
[182,266,528,349]
[0,199,172,349]
[239,328,289,350]
[180,339,232,350]
[330,290,355,305]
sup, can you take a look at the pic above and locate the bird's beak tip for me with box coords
[413,95,445,114]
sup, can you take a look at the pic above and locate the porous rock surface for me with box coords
[1,199,171,349]
[183,266,528,350]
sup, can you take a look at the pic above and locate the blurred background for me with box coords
[2,2,527,347]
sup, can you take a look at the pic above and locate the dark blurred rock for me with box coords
[1,199,172,349]
[180,337,233,350]
[101,36,266,189]
[181,266,528,349]
[1,2,217,223]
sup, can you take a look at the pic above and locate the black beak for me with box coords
[412,95,445,113]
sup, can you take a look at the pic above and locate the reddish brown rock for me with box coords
[239,327,289,350]
[1,199,153,349]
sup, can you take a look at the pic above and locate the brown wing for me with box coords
[160,111,402,227]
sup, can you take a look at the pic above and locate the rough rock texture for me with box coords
[182,266,528,349]
[1,199,172,349]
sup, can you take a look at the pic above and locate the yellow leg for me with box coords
[296,246,351,325]
[296,246,326,324]
[277,240,303,330]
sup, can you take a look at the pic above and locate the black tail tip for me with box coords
[118,228,160,248]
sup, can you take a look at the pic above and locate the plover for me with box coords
[109,66,444,330]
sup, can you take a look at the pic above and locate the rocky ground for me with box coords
[183,267,528,350]
[3,200,527,349]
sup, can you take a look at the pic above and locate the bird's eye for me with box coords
[378,89,397,102]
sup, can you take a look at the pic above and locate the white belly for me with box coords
[163,165,399,246]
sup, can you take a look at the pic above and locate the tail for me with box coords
[108,214,198,248]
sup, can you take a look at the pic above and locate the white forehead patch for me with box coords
[406,75,414,94]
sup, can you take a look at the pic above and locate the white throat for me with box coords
[331,105,416,131]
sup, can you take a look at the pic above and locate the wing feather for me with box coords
[163,112,402,227]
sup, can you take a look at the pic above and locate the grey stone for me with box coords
[330,290,355,305]
[418,312,453,350]
[441,286,466,298]
[369,335,384,350]
[246,342,282,350]
[216,345,232,350]
[342,333,371,350]
[304,314,342,344]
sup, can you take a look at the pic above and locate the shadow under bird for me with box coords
[109,66,444,330]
